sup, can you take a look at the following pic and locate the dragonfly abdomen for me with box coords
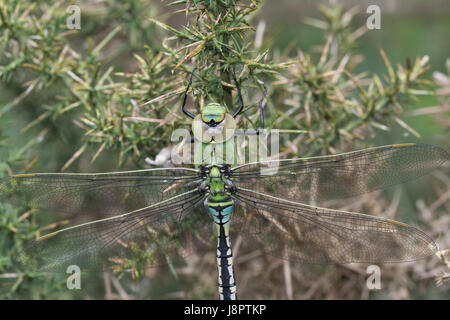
[205,198,237,300]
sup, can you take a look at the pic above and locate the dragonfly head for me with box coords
[201,103,226,127]
[192,103,236,143]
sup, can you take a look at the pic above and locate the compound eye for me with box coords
[202,114,224,124]
[192,114,236,143]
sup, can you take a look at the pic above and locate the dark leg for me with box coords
[231,67,244,118]
[231,67,267,135]
[258,82,267,132]
[182,68,197,119]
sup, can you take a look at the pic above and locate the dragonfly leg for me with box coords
[182,67,197,119]
[231,66,267,135]
[231,67,244,118]
[257,81,267,133]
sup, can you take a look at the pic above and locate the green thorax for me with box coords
[207,166,229,202]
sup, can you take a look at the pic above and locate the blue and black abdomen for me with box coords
[205,198,236,300]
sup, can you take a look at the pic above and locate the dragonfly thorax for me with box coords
[198,164,235,197]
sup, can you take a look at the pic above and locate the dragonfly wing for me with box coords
[232,144,449,202]
[19,189,210,272]
[233,187,438,264]
[0,168,200,217]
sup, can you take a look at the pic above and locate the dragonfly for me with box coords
[1,68,448,300]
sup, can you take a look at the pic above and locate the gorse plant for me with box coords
[0,0,436,170]
[0,0,448,299]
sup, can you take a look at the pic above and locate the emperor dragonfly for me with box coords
[1,68,448,300]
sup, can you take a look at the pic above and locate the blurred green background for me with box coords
[264,0,450,141]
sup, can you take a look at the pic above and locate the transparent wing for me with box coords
[233,187,438,264]
[0,168,200,217]
[19,189,210,272]
[231,144,449,202]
